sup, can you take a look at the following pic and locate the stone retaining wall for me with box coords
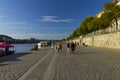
[73,31,120,49]
[72,17,120,49]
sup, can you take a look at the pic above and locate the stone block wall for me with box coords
[92,31,120,48]
[73,31,120,49]
[72,17,120,48]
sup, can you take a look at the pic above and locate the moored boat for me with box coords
[0,42,15,57]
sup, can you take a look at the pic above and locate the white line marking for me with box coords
[17,50,52,80]
[43,53,57,80]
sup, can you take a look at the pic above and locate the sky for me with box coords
[0,0,113,40]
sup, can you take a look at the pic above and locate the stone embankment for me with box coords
[0,47,53,80]
[73,31,120,49]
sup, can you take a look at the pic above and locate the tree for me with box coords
[88,17,101,31]
[72,28,81,38]
[104,1,120,30]
[67,1,120,40]
[80,16,94,34]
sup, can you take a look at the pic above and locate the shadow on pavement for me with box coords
[75,51,97,55]
[55,51,97,56]
[0,52,31,66]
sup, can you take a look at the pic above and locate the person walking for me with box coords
[59,43,62,53]
[57,43,62,54]
[66,41,70,53]
[71,42,76,53]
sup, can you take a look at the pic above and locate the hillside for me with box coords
[67,0,120,40]
[0,34,14,41]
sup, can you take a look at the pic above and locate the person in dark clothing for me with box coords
[71,42,76,53]
[5,46,9,52]
[5,46,9,55]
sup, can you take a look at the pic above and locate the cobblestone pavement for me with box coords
[24,50,55,80]
[1,45,120,80]
[53,47,120,80]
[0,47,51,80]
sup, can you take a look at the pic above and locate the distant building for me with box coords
[113,0,120,6]
[95,11,104,18]
[113,0,120,2]
[116,1,120,6]
[96,0,120,18]
[30,38,36,41]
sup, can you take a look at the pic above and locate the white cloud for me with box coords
[3,22,26,25]
[40,16,59,22]
[39,16,74,23]
[60,19,74,22]
[7,33,67,40]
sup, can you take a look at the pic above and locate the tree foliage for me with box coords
[67,1,120,40]
[80,16,94,34]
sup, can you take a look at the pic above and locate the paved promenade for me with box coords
[1,44,120,80]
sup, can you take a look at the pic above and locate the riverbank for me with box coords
[0,47,52,80]
[1,45,120,80]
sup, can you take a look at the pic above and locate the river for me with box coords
[12,44,36,53]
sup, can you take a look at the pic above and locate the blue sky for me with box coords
[0,0,113,40]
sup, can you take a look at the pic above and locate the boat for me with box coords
[37,41,48,49]
[0,42,15,56]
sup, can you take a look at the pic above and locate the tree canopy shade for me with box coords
[67,1,120,40]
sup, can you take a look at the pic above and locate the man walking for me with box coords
[71,42,76,53]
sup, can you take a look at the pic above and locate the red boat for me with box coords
[0,42,15,56]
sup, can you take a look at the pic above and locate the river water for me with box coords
[12,44,36,53]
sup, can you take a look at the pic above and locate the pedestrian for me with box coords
[71,42,76,53]
[57,43,62,54]
[66,41,70,53]
[59,43,62,53]
[54,42,57,52]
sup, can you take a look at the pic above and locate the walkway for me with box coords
[0,44,120,80]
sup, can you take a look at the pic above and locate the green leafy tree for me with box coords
[104,1,120,29]
[67,1,120,40]
[88,17,101,31]
[80,16,94,34]
[72,28,81,38]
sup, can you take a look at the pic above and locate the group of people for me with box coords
[51,42,62,54]
[66,41,76,53]
[51,41,76,54]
